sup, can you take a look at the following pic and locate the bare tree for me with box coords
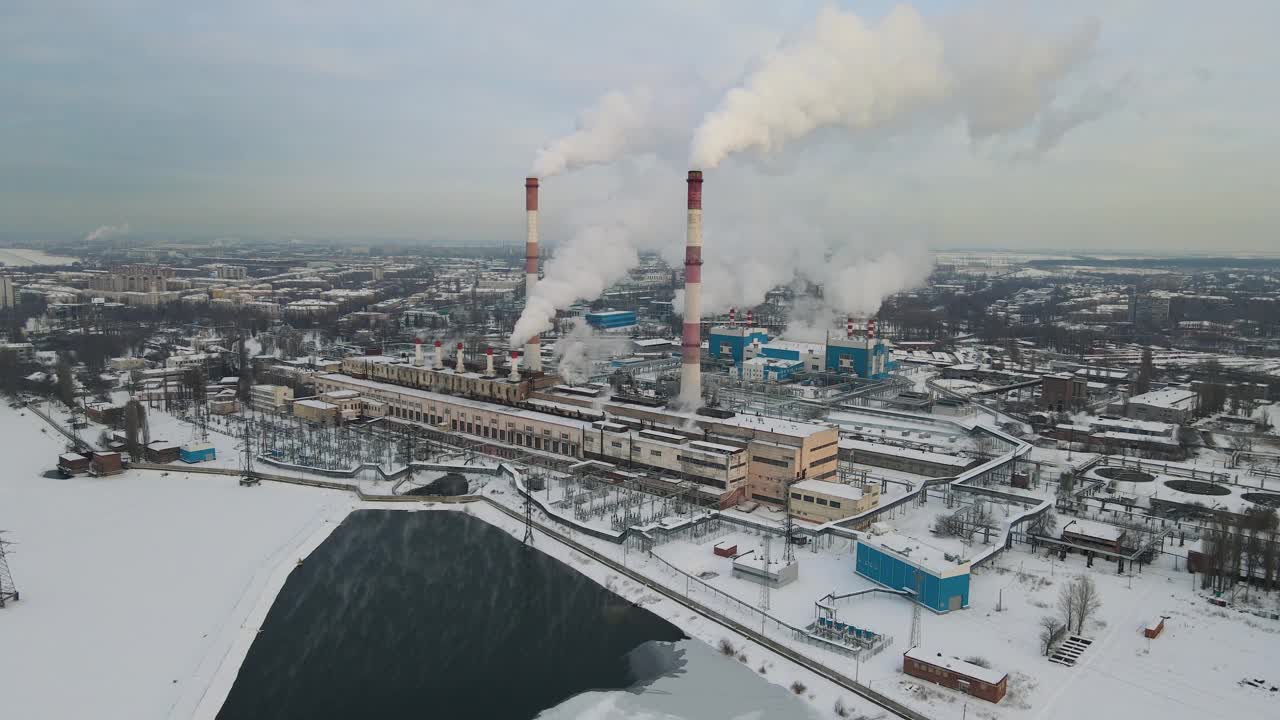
[1039,616,1063,656]
[1063,574,1102,634]
[1057,581,1077,634]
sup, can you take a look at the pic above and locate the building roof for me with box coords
[707,413,833,439]
[860,533,970,577]
[1127,387,1197,409]
[1061,518,1126,542]
[792,479,866,502]
[761,340,824,355]
[838,437,974,468]
[904,647,1006,685]
[295,399,338,411]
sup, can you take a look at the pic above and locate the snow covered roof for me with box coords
[294,399,338,411]
[792,479,865,502]
[1128,387,1197,408]
[904,647,1006,685]
[861,534,969,577]
[838,437,974,468]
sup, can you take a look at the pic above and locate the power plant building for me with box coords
[584,310,637,332]
[708,327,895,380]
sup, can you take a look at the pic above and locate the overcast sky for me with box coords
[2,0,1276,252]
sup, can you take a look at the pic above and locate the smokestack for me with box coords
[728,307,736,327]
[434,340,443,369]
[746,309,753,327]
[485,347,494,376]
[455,342,465,373]
[867,318,876,341]
[524,177,543,373]
[509,350,520,381]
[414,338,424,367]
[846,317,854,339]
[679,170,704,407]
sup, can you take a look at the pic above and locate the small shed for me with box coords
[58,452,91,477]
[145,441,181,464]
[1143,617,1165,639]
[180,442,216,464]
[89,451,124,476]
[903,647,1007,703]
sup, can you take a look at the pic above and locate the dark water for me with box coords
[217,510,686,719]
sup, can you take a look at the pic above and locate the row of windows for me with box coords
[811,440,838,452]
[676,454,728,471]
[752,455,791,468]
[808,452,837,468]
[789,492,843,510]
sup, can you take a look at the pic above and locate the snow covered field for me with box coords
[0,247,79,266]
[0,403,357,719]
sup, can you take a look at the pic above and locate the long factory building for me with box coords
[316,355,839,508]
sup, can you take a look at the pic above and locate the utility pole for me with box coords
[759,534,772,613]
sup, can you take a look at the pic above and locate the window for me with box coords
[802,495,814,502]
[525,425,533,432]
[790,492,802,500]
[829,501,841,509]
[816,498,828,506]
[561,432,569,439]
[809,453,836,468]
[611,441,623,449]
[650,450,662,457]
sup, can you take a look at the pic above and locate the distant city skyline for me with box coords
[2,1,1277,252]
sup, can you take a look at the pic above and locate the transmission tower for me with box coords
[783,474,798,564]
[909,572,923,648]
[0,531,19,608]
[522,471,535,546]
[759,534,771,612]
[239,416,255,481]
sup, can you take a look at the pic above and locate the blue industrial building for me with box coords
[180,442,217,464]
[825,337,896,380]
[708,326,770,368]
[742,356,804,382]
[855,535,970,613]
[584,310,637,332]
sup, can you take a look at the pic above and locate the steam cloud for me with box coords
[533,86,695,177]
[553,319,632,385]
[509,223,640,348]
[691,5,1102,168]
[84,223,130,242]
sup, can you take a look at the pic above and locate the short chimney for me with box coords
[414,338,424,366]
[508,351,520,381]
[455,342,466,373]
[434,340,444,369]
[485,347,494,376]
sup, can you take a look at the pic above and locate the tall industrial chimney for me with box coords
[846,317,854,339]
[455,342,465,373]
[679,170,704,407]
[434,340,443,369]
[414,338,424,367]
[524,177,543,373]
[728,307,736,327]
[746,309,753,327]
[485,347,495,376]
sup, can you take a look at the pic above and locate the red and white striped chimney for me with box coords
[867,318,876,340]
[679,170,704,407]
[485,347,494,376]
[728,307,736,327]
[524,177,542,373]
[455,342,465,373]
[746,309,754,327]
[846,317,854,339]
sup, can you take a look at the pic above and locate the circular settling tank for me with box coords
[1095,467,1155,483]
[1242,492,1280,508]
[1164,479,1231,496]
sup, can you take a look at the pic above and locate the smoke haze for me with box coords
[84,223,130,242]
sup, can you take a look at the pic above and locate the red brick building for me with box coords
[903,647,1007,703]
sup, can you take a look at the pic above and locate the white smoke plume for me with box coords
[690,4,1102,168]
[533,86,696,178]
[509,223,640,348]
[552,319,632,386]
[84,223,130,242]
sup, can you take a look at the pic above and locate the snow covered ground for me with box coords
[0,403,357,719]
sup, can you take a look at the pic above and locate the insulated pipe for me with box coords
[434,340,443,370]
[679,170,704,407]
[485,347,494,376]
[524,177,542,373]
[455,342,465,373]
